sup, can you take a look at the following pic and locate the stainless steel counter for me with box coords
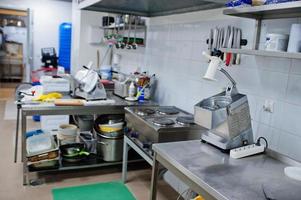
[20,93,157,185]
[150,140,301,200]
[21,93,157,115]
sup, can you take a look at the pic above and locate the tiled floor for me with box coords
[0,87,179,200]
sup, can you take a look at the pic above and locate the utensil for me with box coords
[97,133,124,162]
[223,26,231,62]
[132,16,138,49]
[226,26,234,66]
[60,143,90,163]
[120,15,126,49]
[98,122,124,132]
[232,27,238,64]
[212,28,219,50]
[218,28,224,50]
[208,28,213,57]
[126,15,132,49]
[235,28,242,65]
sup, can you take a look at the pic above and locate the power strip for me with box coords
[230,143,265,159]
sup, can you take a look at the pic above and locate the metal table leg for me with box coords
[122,137,130,183]
[14,104,21,163]
[150,152,159,200]
[21,111,28,185]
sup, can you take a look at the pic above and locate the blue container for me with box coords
[137,86,145,102]
[58,23,72,72]
[26,129,44,138]
[31,82,41,121]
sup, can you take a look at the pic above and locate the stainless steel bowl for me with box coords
[200,96,232,110]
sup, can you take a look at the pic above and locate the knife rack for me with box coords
[206,39,248,46]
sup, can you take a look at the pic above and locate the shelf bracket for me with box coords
[253,18,262,50]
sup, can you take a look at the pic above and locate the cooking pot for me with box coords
[97,133,123,162]
[94,115,125,137]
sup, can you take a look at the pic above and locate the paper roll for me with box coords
[287,24,301,53]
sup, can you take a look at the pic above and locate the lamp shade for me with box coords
[202,52,222,81]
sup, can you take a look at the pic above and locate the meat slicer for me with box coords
[71,62,107,101]
[194,52,253,151]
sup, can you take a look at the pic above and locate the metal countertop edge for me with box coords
[153,144,229,200]
[152,142,301,200]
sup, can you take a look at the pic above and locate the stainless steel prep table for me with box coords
[20,93,157,185]
[150,140,301,200]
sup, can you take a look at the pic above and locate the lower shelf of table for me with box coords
[28,150,142,173]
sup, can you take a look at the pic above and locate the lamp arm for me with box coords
[219,68,236,88]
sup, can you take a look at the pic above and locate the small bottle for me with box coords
[128,81,136,98]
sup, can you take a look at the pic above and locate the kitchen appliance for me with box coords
[125,106,206,156]
[41,47,58,68]
[194,90,253,151]
[73,62,107,100]
[195,52,254,151]
[113,79,130,98]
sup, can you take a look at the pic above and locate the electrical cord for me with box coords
[176,189,189,200]
[176,188,195,200]
[256,137,268,151]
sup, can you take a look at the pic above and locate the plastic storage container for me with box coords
[58,23,72,72]
[265,33,289,52]
[26,133,55,155]
[100,65,112,80]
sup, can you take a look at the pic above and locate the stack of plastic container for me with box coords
[26,130,59,171]
[58,23,72,72]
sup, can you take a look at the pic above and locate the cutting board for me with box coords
[54,99,84,106]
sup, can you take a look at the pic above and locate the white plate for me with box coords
[284,167,301,181]
[125,97,137,102]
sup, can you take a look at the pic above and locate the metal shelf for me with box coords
[223,1,301,19]
[223,2,301,60]
[78,0,225,17]
[101,23,146,30]
[220,48,301,59]
[29,157,144,173]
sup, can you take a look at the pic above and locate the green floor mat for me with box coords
[52,181,136,200]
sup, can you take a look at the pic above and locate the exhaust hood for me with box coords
[79,0,226,17]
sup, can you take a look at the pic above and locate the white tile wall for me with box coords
[115,9,301,162]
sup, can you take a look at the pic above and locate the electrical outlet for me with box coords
[263,100,274,113]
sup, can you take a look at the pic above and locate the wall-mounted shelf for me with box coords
[78,0,225,17]
[223,2,301,59]
[223,1,301,19]
[220,48,301,59]
[101,23,147,30]
[101,23,147,47]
